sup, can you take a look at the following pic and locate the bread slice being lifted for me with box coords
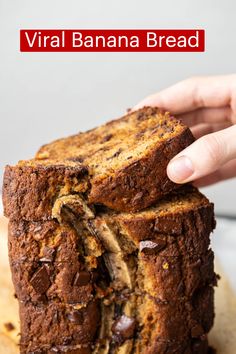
[3,107,194,219]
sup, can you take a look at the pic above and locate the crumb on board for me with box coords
[4,322,15,331]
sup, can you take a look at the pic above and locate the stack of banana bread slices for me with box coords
[3,107,217,354]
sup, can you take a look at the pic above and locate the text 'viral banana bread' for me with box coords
[2,107,217,354]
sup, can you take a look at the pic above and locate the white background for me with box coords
[0,0,236,215]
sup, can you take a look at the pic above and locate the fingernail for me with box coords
[167,156,194,183]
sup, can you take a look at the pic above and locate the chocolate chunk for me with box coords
[192,338,207,352]
[114,303,123,317]
[30,265,51,294]
[73,271,91,286]
[4,322,15,331]
[132,192,143,205]
[136,111,145,120]
[107,148,123,160]
[139,239,166,255]
[112,315,136,342]
[97,257,111,285]
[102,133,113,142]
[40,246,55,262]
[191,324,204,338]
[113,148,123,157]
[67,156,84,163]
[67,310,84,325]
[34,294,47,303]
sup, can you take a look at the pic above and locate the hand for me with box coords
[134,75,236,187]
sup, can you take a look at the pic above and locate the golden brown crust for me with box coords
[3,164,89,221]
[135,338,209,354]
[6,187,216,353]
[138,250,215,301]
[136,286,214,344]
[102,196,215,258]
[19,300,99,350]
[8,219,89,263]
[89,127,194,212]
[3,107,195,219]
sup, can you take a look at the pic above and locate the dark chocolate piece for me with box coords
[73,271,91,286]
[30,265,51,294]
[67,311,84,325]
[191,324,204,338]
[67,156,85,163]
[107,148,123,160]
[102,133,113,142]
[139,239,166,255]
[40,246,56,262]
[132,192,144,205]
[4,322,15,331]
[112,315,136,342]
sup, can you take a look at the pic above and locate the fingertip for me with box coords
[167,156,194,183]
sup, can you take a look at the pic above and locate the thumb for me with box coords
[167,125,236,183]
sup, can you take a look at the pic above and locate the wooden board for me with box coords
[0,216,236,353]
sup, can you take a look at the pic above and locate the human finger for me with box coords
[167,125,236,183]
[193,159,236,187]
[190,122,231,139]
[133,74,236,114]
[178,106,232,127]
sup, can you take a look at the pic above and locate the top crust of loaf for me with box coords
[3,107,195,219]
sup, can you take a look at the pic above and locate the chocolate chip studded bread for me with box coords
[5,183,216,353]
[2,108,216,354]
[3,107,194,216]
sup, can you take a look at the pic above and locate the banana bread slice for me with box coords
[8,188,216,305]
[3,107,194,217]
[6,185,216,353]
[135,286,214,348]
[19,300,100,352]
[18,286,213,354]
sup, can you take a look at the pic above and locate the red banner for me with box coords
[20,29,205,52]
